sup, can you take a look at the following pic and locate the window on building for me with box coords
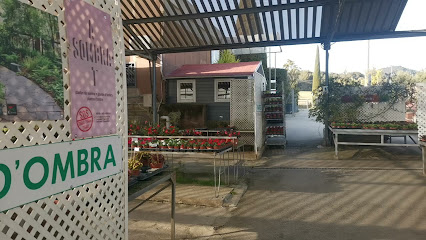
[177,80,196,103]
[214,79,231,102]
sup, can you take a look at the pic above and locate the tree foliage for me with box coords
[0,0,63,107]
[392,70,426,84]
[216,50,240,64]
[238,53,267,76]
[309,75,415,123]
[283,60,300,89]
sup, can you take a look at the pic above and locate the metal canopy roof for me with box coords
[166,61,262,79]
[121,0,425,59]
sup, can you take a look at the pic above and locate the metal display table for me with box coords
[330,127,418,157]
[128,171,176,240]
[129,136,245,197]
[420,141,426,175]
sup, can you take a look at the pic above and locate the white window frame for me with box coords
[214,79,231,102]
[177,79,196,103]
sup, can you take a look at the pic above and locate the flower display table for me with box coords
[330,127,418,158]
[129,136,245,197]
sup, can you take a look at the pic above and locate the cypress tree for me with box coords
[312,46,321,93]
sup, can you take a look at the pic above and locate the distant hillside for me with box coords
[380,66,417,75]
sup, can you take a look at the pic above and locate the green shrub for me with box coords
[20,55,64,108]
[0,82,5,102]
[22,55,52,73]
[0,53,18,66]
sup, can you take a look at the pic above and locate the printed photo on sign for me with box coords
[65,0,117,138]
[0,0,64,121]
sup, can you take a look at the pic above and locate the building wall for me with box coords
[126,51,212,122]
[162,51,212,77]
[167,78,230,121]
[126,56,163,123]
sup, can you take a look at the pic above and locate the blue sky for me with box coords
[275,0,426,73]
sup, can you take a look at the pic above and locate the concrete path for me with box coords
[0,66,63,121]
[128,120,425,239]
[210,168,426,240]
[286,109,324,147]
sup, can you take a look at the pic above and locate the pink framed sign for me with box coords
[65,0,117,138]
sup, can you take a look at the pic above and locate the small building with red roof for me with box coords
[165,61,266,123]
[165,61,266,156]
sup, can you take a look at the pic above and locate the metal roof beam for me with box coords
[123,0,338,25]
[125,30,426,55]
[124,50,152,60]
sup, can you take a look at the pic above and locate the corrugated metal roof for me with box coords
[121,0,424,59]
[166,61,262,78]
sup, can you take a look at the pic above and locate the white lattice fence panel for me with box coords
[253,73,265,152]
[239,132,255,146]
[230,79,254,130]
[417,84,426,139]
[0,0,128,240]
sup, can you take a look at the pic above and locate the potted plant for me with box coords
[213,141,220,150]
[200,141,207,150]
[389,124,399,130]
[193,142,200,150]
[150,154,165,169]
[173,140,180,150]
[180,140,187,150]
[165,139,172,149]
[379,124,387,130]
[158,140,165,149]
[186,141,193,150]
[149,140,158,148]
[128,157,142,176]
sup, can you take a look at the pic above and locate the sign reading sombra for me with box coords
[0,136,122,212]
[65,0,117,138]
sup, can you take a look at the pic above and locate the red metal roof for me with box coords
[166,61,261,79]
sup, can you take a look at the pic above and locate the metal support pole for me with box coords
[171,172,176,240]
[151,55,158,124]
[291,89,295,115]
[323,42,331,146]
[367,40,371,86]
[422,146,426,175]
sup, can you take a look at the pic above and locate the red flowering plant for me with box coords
[163,125,179,136]
[129,120,176,136]
[216,129,241,138]
[182,129,202,136]
[199,140,207,149]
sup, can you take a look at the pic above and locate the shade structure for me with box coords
[121,0,425,59]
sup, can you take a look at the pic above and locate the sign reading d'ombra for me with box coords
[65,0,117,138]
[0,136,122,212]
